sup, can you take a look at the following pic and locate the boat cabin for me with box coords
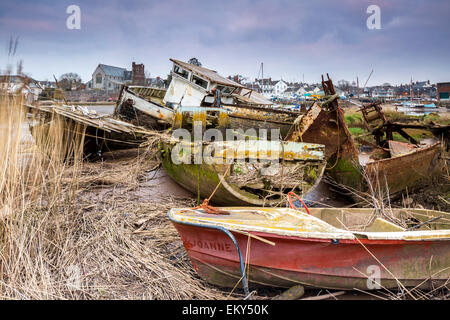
[164,59,272,107]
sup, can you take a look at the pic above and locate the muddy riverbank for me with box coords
[11,102,447,300]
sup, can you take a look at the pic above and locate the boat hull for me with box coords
[28,105,150,159]
[172,221,450,290]
[288,104,444,197]
[363,142,442,195]
[160,140,326,206]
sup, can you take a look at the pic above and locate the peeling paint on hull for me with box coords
[160,140,326,206]
[169,207,450,290]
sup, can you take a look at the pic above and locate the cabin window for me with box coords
[96,74,102,84]
[192,75,208,89]
[217,85,235,94]
[173,65,189,79]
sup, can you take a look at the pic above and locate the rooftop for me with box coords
[170,59,245,89]
[98,64,128,77]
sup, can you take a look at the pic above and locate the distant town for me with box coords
[1,58,450,105]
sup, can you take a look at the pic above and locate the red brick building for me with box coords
[131,62,145,86]
[437,82,450,100]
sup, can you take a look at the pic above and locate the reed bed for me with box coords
[0,95,229,299]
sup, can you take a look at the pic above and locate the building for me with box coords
[273,80,288,96]
[91,64,129,91]
[90,62,146,91]
[0,75,42,102]
[254,78,276,96]
[244,82,260,92]
[437,82,450,100]
[411,80,435,99]
[132,62,145,86]
[372,87,395,99]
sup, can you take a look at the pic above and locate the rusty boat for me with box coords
[115,58,302,139]
[115,59,445,202]
[169,205,450,291]
[27,104,152,159]
[134,59,329,206]
[160,139,326,206]
[285,75,445,199]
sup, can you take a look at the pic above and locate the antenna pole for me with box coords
[357,76,359,99]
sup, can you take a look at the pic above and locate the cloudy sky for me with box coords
[1,0,449,85]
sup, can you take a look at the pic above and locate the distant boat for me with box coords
[402,101,425,108]
[424,103,436,108]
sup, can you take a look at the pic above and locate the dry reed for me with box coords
[0,94,230,299]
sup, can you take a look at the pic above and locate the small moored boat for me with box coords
[169,206,450,291]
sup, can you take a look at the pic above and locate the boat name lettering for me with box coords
[187,239,233,252]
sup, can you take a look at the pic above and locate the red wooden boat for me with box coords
[169,206,450,292]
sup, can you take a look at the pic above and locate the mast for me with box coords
[261,62,264,81]
[257,62,264,93]
[357,77,359,99]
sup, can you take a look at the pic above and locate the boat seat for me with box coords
[364,217,405,232]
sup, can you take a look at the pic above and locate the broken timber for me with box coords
[27,104,153,158]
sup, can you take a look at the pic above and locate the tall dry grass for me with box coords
[0,95,228,299]
[0,94,84,298]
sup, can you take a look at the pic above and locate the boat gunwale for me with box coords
[120,86,175,112]
[363,141,441,167]
[188,255,445,290]
[168,207,450,242]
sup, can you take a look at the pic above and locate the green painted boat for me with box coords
[160,139,326,206]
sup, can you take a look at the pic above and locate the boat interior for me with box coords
[170,207,450,235]
[126,86,167,106]
[357,139,433,166]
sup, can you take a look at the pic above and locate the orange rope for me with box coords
[189,163,233,215]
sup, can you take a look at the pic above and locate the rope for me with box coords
[287,191,311,215]
[188,163,233,215]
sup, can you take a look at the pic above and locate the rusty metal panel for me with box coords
[388,140,417,157]
[365,142,442,195]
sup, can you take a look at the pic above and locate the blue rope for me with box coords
[168,214,250,297]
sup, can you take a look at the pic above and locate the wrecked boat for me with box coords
[285,75,444,198]
[115,59,302,138]
[27,104,152,158]
[124,59,328,206]
[116,59,444,201]
[169,206,450,291]
[160,139,326,206]
[114,85,173,130]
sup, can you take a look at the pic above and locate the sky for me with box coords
[1,0,449,86]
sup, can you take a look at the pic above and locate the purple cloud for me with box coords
[0,0,449,85]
